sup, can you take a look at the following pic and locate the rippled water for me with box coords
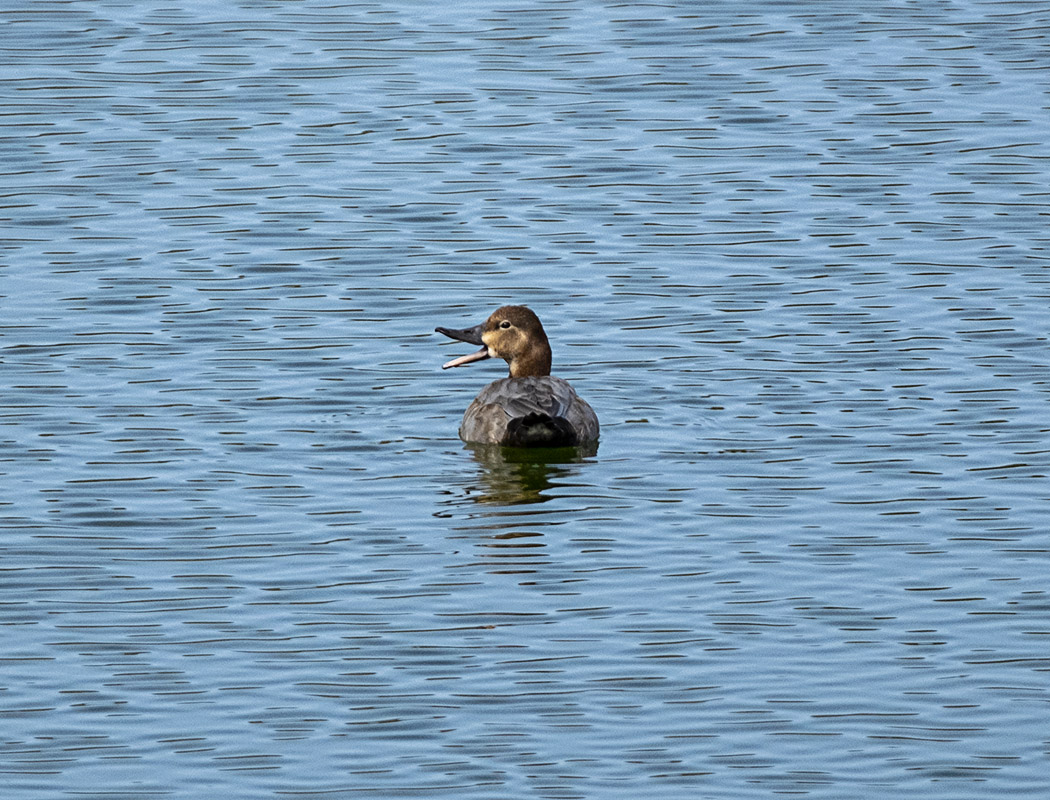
[2,1,1049,798]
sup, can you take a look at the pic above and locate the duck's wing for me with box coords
[471,377,565,417]
[465,377,598,444]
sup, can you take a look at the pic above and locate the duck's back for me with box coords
[460,376,599,447]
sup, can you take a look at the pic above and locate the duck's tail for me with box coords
[504,412,578,448]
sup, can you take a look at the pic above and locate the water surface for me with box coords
[2,2,1049,798]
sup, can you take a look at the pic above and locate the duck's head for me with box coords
[436,305,552,378]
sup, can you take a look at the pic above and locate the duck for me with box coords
[436,305,599,447]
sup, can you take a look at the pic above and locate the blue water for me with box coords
[2,2,1049,798]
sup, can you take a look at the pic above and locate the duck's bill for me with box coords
[436,322,490,369]
[435,323,484,346]
[441,346,491,370]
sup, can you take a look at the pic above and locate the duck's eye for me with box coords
[499,320,512,329]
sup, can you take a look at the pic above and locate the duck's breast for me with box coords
[459,376,599,445]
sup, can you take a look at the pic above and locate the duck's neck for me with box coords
[508,341,552,378]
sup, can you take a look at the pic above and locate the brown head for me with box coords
[436,305,553,378]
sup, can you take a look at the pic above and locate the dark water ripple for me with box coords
[2,1,1050,798]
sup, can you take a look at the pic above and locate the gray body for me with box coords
[459,376,599,446]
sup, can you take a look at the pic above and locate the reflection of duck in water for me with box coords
[436,306,599,447]
[462,444,572,505]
